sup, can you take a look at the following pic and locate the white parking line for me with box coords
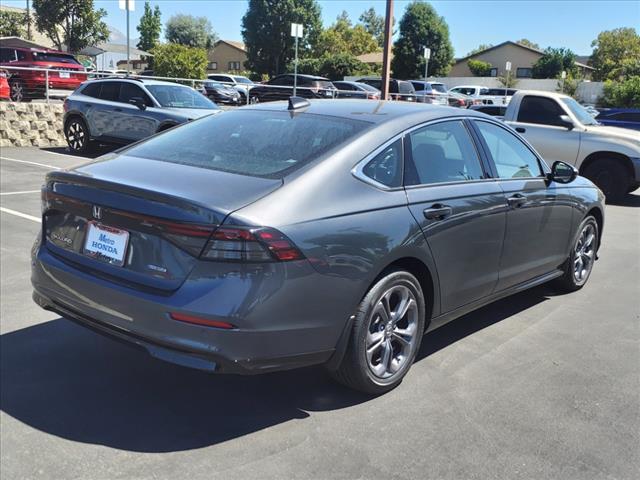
[0,190,41,196]
[0,207,41,223]
[0,156,61,170]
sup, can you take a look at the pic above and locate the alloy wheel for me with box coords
[10,82,24,102]
[365,285,419,379]
[573,223,596,284]
[66,121,86,151]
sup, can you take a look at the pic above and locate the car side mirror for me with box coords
[129,97,147,110]
[547,160,578,184]
[559,114,574,130]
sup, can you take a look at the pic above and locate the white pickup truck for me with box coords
[503,90,640,201]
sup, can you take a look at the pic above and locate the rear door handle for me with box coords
[423,205,453,220]
[515,127,526,133]
[507,194,527,208]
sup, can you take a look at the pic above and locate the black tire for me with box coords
[9,80,30,102]
[553,215,599,292]
[627,183,639,194]
[583,159,630,203]
[64,117,92,153]
[331,270,426,395]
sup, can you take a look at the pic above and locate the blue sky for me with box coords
[7,0,640,56]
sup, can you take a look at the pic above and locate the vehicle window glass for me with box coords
[359,83,379,92]
[475,121,543,179]
[32,52,80,65]
[0,48,16,62]
[560,97,599,125]
[15,50,28,61]
[233,76,253,84]
[99,82,120,102]
[125,110,370,179]
[517,96,566,126]
[364,79,382,90]
[432,84,447,93]
[81,82,102,98]
[335,83,351,91]
[270,76,293,86]
[406,120,484,186]
[363,139,403,188]
[613,112,640,122]
[208,75,224,81]
[146,85,217,109]
[119,82,152,106]
[398,82,414,94]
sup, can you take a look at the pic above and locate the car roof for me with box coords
[240,99,486,125]
[275,73,329,80]
[87,77,191,87]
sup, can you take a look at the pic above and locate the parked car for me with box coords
[249,74,336,102]
[207,74,255,102]
[449,85,489,103]
[62,78,220,152]
[595,108,640,131]
[0,69,10,100]
[0,46,87,101]
[483,88,518,105]
[503,90,640,201]
[33,98,604,394]
[139,70,155,77]
[92,69,129,77]
[356,77,416,102]
[202,80,242,105]
[332,80,381,100]
[447,91,474,108]
[468,104,508,119]
[409,81,448,105]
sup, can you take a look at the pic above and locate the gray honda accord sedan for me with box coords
[32,98,604,394]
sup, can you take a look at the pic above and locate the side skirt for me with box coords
[426,269,563,332]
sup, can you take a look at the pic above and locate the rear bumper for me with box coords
[31,240,346,374]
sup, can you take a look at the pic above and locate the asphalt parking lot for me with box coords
[1,146,639,480]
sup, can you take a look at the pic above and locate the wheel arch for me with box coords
[579,151,634,180]
[585,206,604,251]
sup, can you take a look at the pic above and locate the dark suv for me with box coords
[0,47,87,101]
[63,78,220,152]
[249,74,336,102]
[356,77,416,102]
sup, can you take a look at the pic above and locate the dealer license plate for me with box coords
[83,222,129,266]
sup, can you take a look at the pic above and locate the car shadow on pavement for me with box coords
[41,145,118,160]
[0,285,551,453]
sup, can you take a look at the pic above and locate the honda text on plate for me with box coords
[32,98,604,394]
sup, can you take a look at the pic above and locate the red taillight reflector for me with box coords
[169,312,236,329]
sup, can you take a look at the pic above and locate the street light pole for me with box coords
[126,0,130,75]
[380,0,393,100]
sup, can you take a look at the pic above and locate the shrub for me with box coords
[467,59,492,77]
[601,76,640,107]
[152,43,207,80]
[290,53,372,80]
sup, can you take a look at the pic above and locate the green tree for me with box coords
[137,1,162,66]
[557,72,581,97]
[466,43,493,56]
[32,0,109,53]
[0,10,27,37]
[532,47,577,79]
[516,38,540,50]
[591,28,640,81]
[152,43,208,79]
[294,52,372,78]
[391,1,453,79]
[165,14,217,50]
[601,76,640,107]
[467,59,492,76]
[242,0,323,77]
[359,7,385,47]
[315,12,378,57]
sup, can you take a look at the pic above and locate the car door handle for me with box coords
[423,205,453,220]
[507,194,527,208]
[515,127,526,133]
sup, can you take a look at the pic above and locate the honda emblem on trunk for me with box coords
[92,205,102,220]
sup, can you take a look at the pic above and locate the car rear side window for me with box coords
[406,120,484,186]
[475,121,543,179]
[81,82,102,98]
[362,139,403,188]
[517,96,565,126]
[125,110,371,178]
[0,48,16,62]
[99,82,120,102]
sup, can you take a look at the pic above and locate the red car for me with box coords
[0,69,10,100]
[0,47,87,101]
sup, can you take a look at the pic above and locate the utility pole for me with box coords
[26,0,32,40]
[291,23,303,96]
[381,0,393,100]
[119,0,134,74]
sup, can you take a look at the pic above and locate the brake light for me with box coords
[201,227,304,262]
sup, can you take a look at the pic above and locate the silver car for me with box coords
[63,78,220,152]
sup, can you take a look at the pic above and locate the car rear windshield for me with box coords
[431,84,447,93]
[146,85,216,109]
[32,52,80,65]
[125,110,371,178]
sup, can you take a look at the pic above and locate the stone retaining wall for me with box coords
[0,102,66,148]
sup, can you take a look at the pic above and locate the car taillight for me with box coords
[201,227,304,262]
